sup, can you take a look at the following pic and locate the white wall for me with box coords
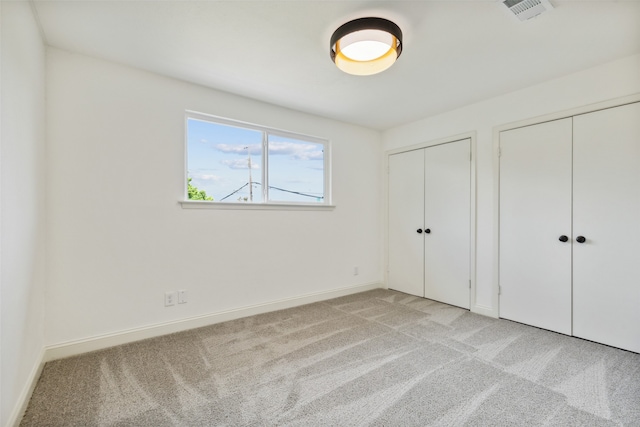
[0,2,47,426]
[45,48,383,346]
[383,54,640,316]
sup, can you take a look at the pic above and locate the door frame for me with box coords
[492,93,640,320]
[384,132,478,312]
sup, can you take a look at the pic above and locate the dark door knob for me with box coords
[417,229,423,234]
[576,236,586,243]
[559,235,568,242]
[425,229,431,234]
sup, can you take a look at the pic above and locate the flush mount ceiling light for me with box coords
[330,17,403,76]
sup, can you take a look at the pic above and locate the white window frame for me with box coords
[180,111,334,210]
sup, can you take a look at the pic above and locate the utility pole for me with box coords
[245,146,253,202]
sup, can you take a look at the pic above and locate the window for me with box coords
[185,112,330,207]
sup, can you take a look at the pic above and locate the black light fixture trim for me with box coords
[330,17,403,62]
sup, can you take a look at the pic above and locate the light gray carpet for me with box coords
[21,289,640,426]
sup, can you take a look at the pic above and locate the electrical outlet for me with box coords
[178,290,188,304]
[165,291,177,307]
[353,266,359,276]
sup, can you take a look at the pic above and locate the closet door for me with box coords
[573,102,640,353]
[499,119,573,335]
[423,139,471,309]
[388,149,425,297]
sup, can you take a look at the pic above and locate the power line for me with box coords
[266,184,323,199]
[219,183,249,201]
[219,182,323,201]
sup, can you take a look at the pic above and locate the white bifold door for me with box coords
[499,102,640,353]
[388,149,425,298]
[572,103,640,352]
[388,139,471,309]
[499,118,573,335]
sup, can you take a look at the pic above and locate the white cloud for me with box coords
[199,174,221,181]
[221,159,260,170]
[215,143,261,154]
[214,141,323,161]
[189,172,222,182]
[269,141,323,160]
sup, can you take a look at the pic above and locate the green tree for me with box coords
[188,178,213,201]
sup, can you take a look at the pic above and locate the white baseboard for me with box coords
[6,347,46,427]
[44,282,382,363]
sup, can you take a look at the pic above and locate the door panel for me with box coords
[388,150,425,297]
[573,102,640,353]
[424,139,471,309]
[499,119,573,335]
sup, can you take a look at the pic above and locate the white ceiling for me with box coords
[32,0,640,130]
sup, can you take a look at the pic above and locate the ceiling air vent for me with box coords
[503,0,553,21]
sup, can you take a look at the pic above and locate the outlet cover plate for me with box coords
[165,291,177,306]
[178,290,188,304]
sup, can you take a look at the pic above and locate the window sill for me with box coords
[179,200,336,211]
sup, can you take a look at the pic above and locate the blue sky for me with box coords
[187,118,324,203]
